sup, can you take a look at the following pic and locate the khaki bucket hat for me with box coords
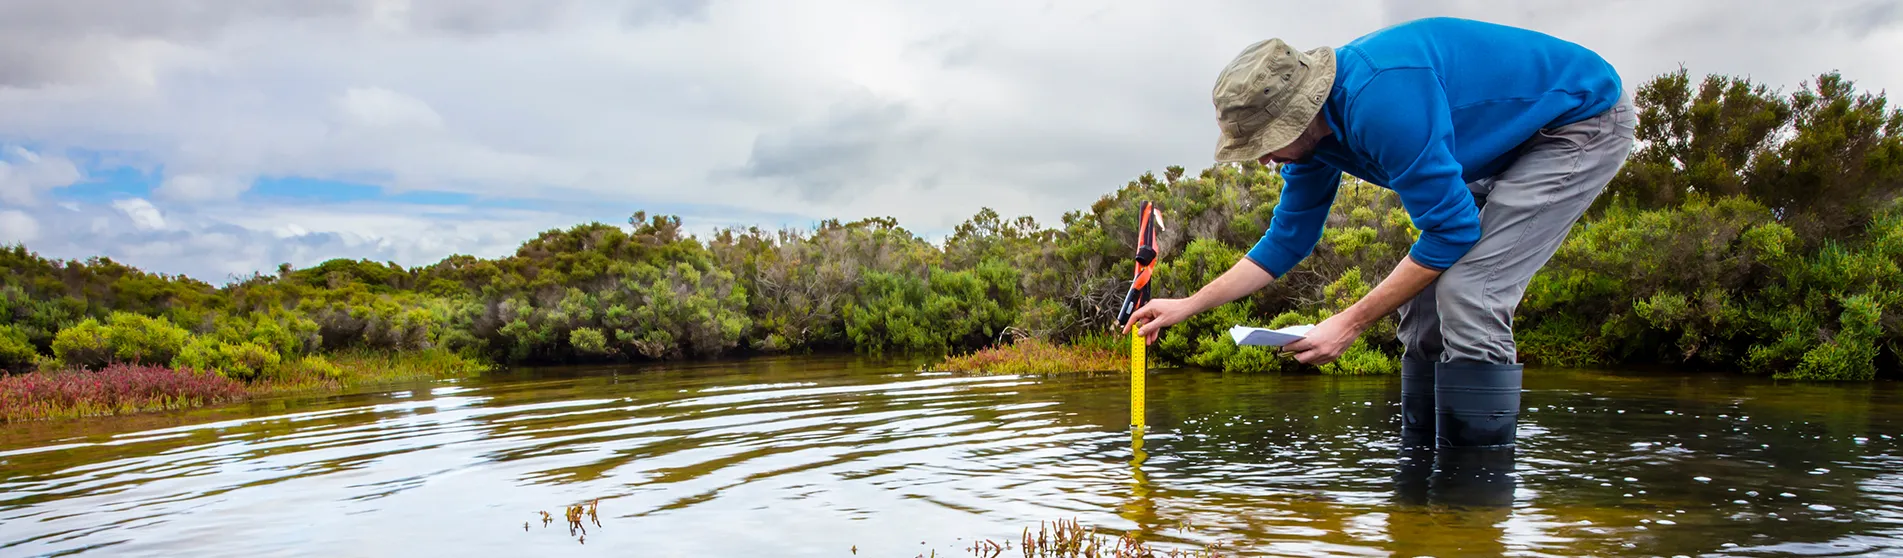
[1211,38,1336,163]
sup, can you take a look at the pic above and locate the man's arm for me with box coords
[1286,255,1443,365]
[1176,258,1274,316]
[1334,255,1441,332]
[1244,161,1343,279]
[1128,161,1341,342]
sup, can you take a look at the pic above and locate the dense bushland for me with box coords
[2,68,1897,384]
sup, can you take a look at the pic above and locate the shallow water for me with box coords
[3,355,1902,557]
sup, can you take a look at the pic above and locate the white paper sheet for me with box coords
[1228,324,1316,347]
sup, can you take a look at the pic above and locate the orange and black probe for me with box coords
[1114,201,1162,329]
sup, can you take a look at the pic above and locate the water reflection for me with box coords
[0,356,1899,557]
[1120,427,1159,540]
[1384,446,1518,557]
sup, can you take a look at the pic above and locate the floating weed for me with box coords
[528,499,601,545]
[566,499,601,536]
[887,517,1233,558]
[970,538,1006,557]
[992,517,1231,558]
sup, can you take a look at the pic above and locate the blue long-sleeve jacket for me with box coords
[1243,17,1624,278]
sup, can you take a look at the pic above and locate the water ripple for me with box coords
[2,359,1901,557]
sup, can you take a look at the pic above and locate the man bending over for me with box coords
[1126,17,1637,450]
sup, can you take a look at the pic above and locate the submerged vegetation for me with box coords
[1,66,1899,423]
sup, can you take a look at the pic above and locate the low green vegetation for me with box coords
[0,349,486,423]
[929,334,1129,376]
[0,364,248,423]
[1,66,1898,422]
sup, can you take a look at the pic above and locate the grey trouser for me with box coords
[1398,94,1639,364]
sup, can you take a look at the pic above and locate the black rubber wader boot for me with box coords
[1434,360,1523,449]
[1430,445,1518,508]
[1392,446,1433,506]
[1399,357,1437,450]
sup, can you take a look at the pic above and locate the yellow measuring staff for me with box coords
[1114,201,1163,431]
[1131,328,1145,429]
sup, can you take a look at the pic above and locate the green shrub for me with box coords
[843,271,938,355]
[0,286,85,349]
[0,324,37,371]
[1009,298,1079,342]
[1781,294,1883,381]
[844,262,1020,356]
[1164,300,1264,372]
[173,337,283,381]
[1515,315,1609,369]
[570,327,610,355]
[44,313,194,370]
[51,319,113,370]
[1321,340,1400,376]
[281,354,345,381]
[103,312,192,366]
[203,312,322,358]
[614,260,754,359]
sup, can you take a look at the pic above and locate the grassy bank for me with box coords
[0,348,488,423]
[928,335,1129,375]
[926,328,1401,377]
[0,364,247,423]
[247,347,492,396]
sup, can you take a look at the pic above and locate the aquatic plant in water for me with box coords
[527,499,600,545]
[1013,518,1229,558]
[0,364,247,422]
[932,518,1232,558]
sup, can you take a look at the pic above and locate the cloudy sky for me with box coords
[1,0,1898,284]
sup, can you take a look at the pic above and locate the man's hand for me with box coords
[1123,298,1197,344]
[1119,258,1277,345]
[1283,255,1445,365]
[1282,313,1366,365]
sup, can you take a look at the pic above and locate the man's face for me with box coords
[1257,130,1320,165]
[1255,114,1326,165]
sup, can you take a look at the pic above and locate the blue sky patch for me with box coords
[56,164,158,202]
[246,176,490,206]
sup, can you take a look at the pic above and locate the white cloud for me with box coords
[23,197,590,284]
[336,87,444,130]
[155,173,249,201]
[0,0,1898,281]
[0,146,83,205]
[112,197,167,230]
[0,209,38,244]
